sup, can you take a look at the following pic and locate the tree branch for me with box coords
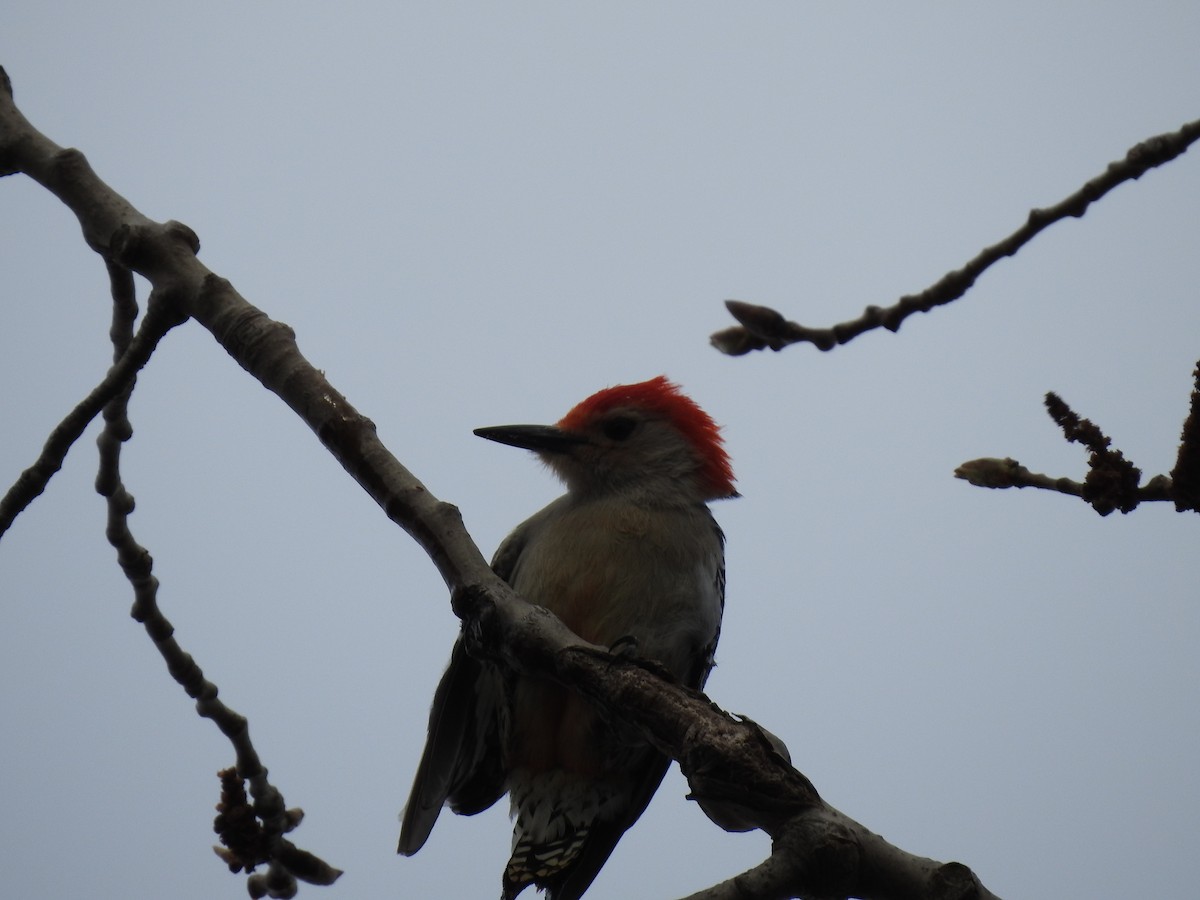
[711,118,1200,355]
[679,810,1001,900]
[955,384,1194,515]
[91,262,341,896]
[1169,361,1200,512]
[1,66,1001,898]
[0,267,184,538]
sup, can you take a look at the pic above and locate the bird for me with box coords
[398,376,736,900]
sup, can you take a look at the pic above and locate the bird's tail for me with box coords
[503,824,590,898]
[502,770,619,899]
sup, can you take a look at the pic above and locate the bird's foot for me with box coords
[608,635,639,658]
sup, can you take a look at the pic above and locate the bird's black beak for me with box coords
[473,424,587,455]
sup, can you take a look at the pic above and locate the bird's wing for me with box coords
[399,524,536,855]
[489,514,531,585]
[397,636,505,855]
[691,520,726,690]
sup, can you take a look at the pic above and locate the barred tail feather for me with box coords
[501,770,619,899]
[503,824,591,898]
[500,754,671,900]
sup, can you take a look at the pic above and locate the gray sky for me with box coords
[3,4,1199,898]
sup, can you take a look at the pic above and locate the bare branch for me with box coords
[712,117,1200,355]
[1169,361,1200,512]
[453,592,1003,899]
[955,456,1175,505]
[678,809,1001,900]
[0,61,510,893]
[2,66,1002,898]
[0,65,495,593]
[954,384,1194,515]
[956,456,1086,498]
[0,272,183,539]
[93,265,341,895]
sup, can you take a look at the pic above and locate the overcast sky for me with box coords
[3,4,1199,899]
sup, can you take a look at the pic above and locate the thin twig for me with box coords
[712,117,1200,355]
[955,387,1184,517]
[955,456,1174,504]
[92,267,342,896]
[0,290,182,539]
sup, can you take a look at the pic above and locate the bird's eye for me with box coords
[601,415,638,441]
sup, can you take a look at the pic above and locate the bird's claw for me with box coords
[609,635,639,658]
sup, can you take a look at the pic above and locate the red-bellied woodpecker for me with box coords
[398,376,736,900]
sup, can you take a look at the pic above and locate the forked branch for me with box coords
[1,65,1001,898]
[956,370,1200,516]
